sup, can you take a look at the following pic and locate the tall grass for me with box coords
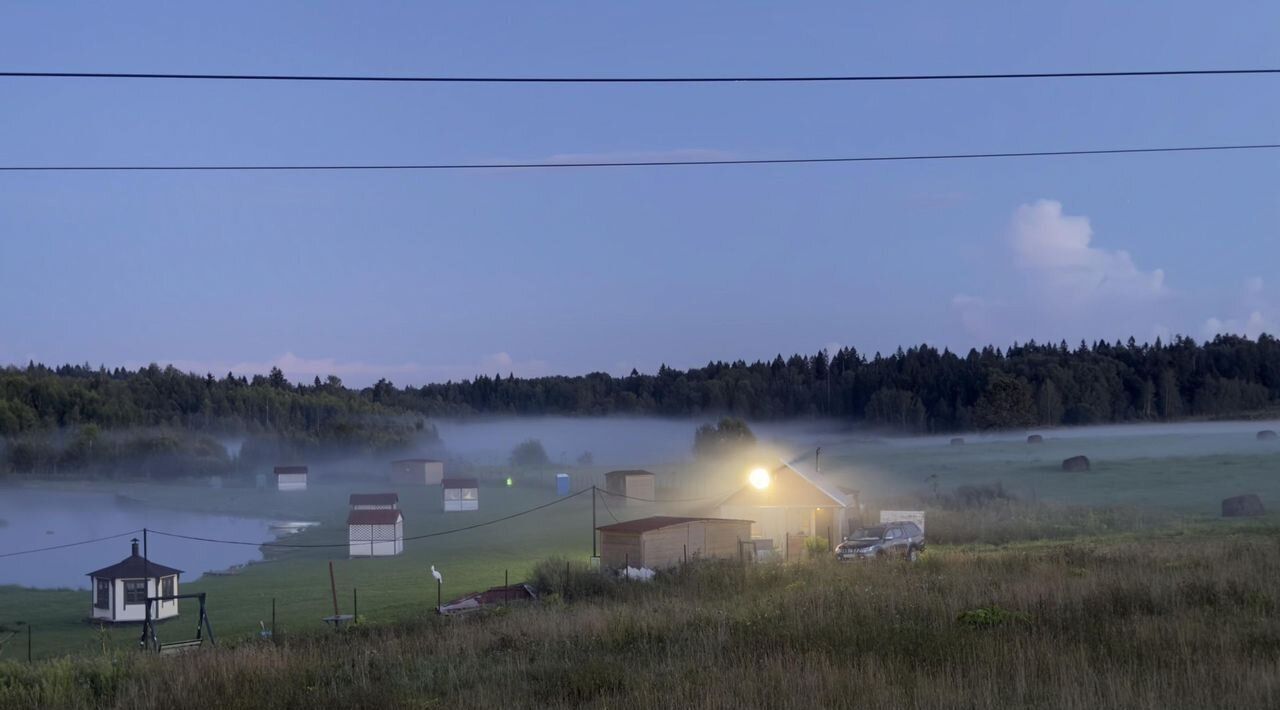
[2,520,1278,709]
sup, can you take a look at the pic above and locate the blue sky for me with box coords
[1,3,1278,385]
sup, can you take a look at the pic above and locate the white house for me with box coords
[274,465,308,491]
[442,478,479,512]
[390,459,444,485]
[87,539,182,623]
[349,493,399,510]
[347,509,405,557]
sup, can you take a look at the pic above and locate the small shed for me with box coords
[347,509,405,557]
[442,478,479,512]
[87,539,182,624]
[274,465,308,491]
[596,516,753,569]
[604,470,656,506]
[556,473,571,497]
[391,459,445,485]
[349,493,399,510]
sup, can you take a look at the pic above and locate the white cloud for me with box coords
[1203,278,1277,339]
[1010,199,1167,307]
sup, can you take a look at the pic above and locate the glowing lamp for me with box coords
[505,477,514,487]
[749,467,771,490]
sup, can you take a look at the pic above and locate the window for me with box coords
[461,488,477,501]
[444,488,461,501]
[95,579,110,609]
[161,576,175,599]
[124,579,147,606]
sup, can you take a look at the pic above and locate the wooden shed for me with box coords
[274,465,308,491]
[596,516,753,569]
[719,458,854,558]
[87,539,182,623]
[347,509,405,557]
[349,493,399,510]
[603,470,656,506]
[442,478,479,512]
[391,459,445,485]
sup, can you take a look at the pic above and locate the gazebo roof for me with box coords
[87,552,182,580]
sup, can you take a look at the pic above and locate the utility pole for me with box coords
[591,485,597,558]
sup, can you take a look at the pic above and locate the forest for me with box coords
[1,335,1278,443]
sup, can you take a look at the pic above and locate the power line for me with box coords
[149,487,591,549]
[3,68,1280,84]
[3,142,1279,174]
[0,529,142,559]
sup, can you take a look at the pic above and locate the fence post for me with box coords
[27,624,32,663]
[353,588,358,624]
[271,598,276,642]
[504,570,509,605]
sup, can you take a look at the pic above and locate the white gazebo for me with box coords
[349,493,399,510]
[87,538,182,623]
[347,509,405,557]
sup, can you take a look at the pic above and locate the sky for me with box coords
[1,3,1278,386]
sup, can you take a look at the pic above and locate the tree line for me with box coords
[2,334,1279,444]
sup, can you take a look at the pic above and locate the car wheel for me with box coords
[907,547,920,563]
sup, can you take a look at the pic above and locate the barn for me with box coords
[347,509,405,557]
[391,459,445,485]
[442,478,479,512]
[604,470,656,505]
[349,493,399,510]
[595,516,753,569]
[274,465,308,491]
[87,539,182,623]
[718,458,854,559]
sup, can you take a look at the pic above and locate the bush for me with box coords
[510,439,551,468]
[530,557,618,601]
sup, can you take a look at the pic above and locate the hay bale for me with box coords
[1027,434,1044,444]
[1222,494,1265,517]
[1258,430,1278,441]
[1061,455,1091,472]
[950,437,965,446]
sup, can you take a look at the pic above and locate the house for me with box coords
[349,493,399,510]
[442,478,479,512]
[439,584,538,615]
[603,470,656,506]
[391,459,445,485]
[595,516,753,569]
[718,458,854,559]
[274,465,308,491]
[347,509,405,557]
[87,539,182,623]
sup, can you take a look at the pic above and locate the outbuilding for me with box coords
[391,459,445,485]
[442,478,479,512]
[347,509,405,557]
[718,458,854,559]
[349,493,399,510]
[603,470,656,506]
[274,465,308,491]
[87,539,182,623]
[595,516,753,569]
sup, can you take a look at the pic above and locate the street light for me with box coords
[749,467,771,490]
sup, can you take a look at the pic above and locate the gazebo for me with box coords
[87,538,182,623]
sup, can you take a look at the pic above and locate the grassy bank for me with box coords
[3,518,1279,709]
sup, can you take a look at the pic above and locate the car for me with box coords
[835,522,925,562]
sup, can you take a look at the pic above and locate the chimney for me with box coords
[131,538,140,557]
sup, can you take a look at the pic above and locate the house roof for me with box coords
[719,457,853,509]
[347,509,403,525]
[349,493,399,506]
[441,477,478,489]
[604,469,655,481]
[274,465,308,475]
[596,515,753,534]
[87,553,183,580]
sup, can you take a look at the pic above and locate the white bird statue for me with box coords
[431,565,443,584]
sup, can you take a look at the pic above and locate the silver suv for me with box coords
[835,522,925,562]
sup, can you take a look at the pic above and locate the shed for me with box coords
[442,478,479,512]
[274,465,308,491]
[719,458,854,557]
[87,539,182,624]
[347,509,405,557]
[349,493,399,510]
[604,470,656,506]
[596,516,753,569]
[391,459,445,485]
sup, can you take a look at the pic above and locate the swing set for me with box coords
[139,592,217,655]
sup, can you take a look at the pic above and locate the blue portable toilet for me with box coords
[556,473,570,497]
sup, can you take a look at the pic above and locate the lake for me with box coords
[0,488,276,589]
